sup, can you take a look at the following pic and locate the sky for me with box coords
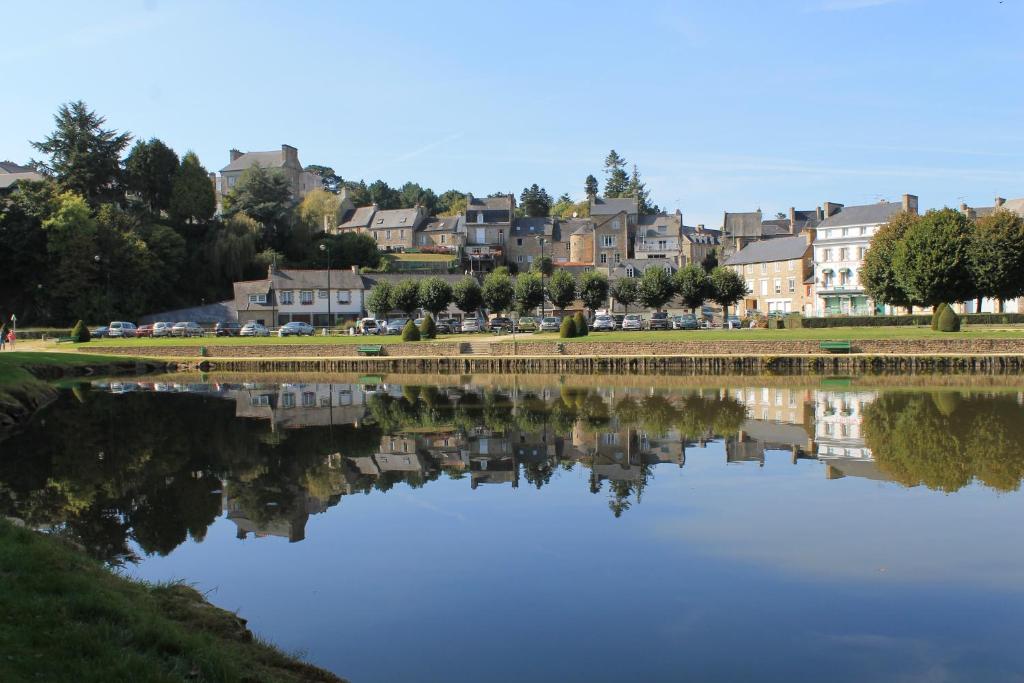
[4,0,1023,227]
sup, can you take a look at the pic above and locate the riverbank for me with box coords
[0,518,344,682]
[0,352,167,431]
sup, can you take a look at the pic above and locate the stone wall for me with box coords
[490,338,1024,356]
[91,343,463,358]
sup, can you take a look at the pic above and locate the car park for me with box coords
[152,321,173,337]
[673,314,699,330]
[439,318,462,334]
[358,318,382,335]
[590,314,615,331]
[649,311,670,330]
[136,324,155,338]
[172,321,204,337]
[515,316,538,332]
[612,314,625,330]
[622,314,643,331]
[239,322,269,337]
[278,321,315,337]
[90,325,109,338]
[726,315,743,329]
[215,321,242,337]
[539,317,561,332]
[386,319,410,335]
[461,318,481,333]
[107,321,137,338]
[488,317,513,333]
[434,319,452,334]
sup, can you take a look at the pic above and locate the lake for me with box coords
[3,374,1024,683]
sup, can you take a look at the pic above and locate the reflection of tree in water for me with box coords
[863,392,1024,493]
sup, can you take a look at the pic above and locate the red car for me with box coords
[136,324,155,338]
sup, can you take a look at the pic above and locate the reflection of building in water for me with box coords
[467,431,518,489]
[731,386,813,426]
[814,390,884,481]
[224,488,330,543]
[726,386,815,465]
[231,383,369,430]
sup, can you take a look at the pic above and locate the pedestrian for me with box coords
[0,323,5,351]
[6,328,14,350]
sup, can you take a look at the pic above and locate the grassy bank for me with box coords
[0,519,344,682]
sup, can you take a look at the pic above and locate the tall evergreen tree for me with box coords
[304,165,341,193]
[519,184,552,217]
[169,152,216,226]
[603,150,629,198]
[31,101,132,206]
[584,174,599,199]
[627,163,659,215]
[124,138,179,213]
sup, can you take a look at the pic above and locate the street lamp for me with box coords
[94,254,110,319]
[537,236,546,318]
[320,243,331,333]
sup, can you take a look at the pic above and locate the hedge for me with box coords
[794,313,1024,328]
[5,327,73,340]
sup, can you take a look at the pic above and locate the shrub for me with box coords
[419,314,437,339]
[931,303,948,331]
[559,316,577,338]
[937,305,961,332]
[70,320,91,343]
[784,313,803,330]
[573,312,588,337]
[401,320,421,342]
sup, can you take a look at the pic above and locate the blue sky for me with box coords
[4,0,1023,226]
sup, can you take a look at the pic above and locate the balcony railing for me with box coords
[817,283,864,294]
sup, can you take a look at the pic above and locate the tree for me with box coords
[399,182,438,214]
[709,267,748,319]
[970,209,1024,312]
[550,193,575,219]
[559,316,577,338]
[577,271,610,313]
[419,313,438,339]
[610,277,639,313]
[574,311,588,336]
[418,277,453,317]
[546,269,577,313]
[513,271,544,315]
[674,264,711,312]
[603,150,629,198]
[532,256,554,277]
[519,184,552,217]
[584,174,599,199]
[894,208,975,307]
[367,180,400,209]
[304,165,341,193]
[123,138,179,214]
[627,163,659,215]
[169,152,216,226]
[637,266,676,311]
[401,319,421,341]
[392,279,421,317]
[863,211,918,313]
[453,276,483,315]
[700,249,718,272]
[31,100,132,206]
[437,190,467,217]
[222,165,293,234]
[482,270,514,314]
[41,192,101,323]
[366,281,394,318]
[297,189,340,235]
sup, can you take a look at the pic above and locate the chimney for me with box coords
[350,265,360,274]
[788,207,796,232]
[902,193,918,215]
[697,223,705,231]
[229,149,243,162]
[804,227,816,246]
[816,206,823,221]
[281,144,298,166]
[823,201,843,218]
[995,196,1006,207]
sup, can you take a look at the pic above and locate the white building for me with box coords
[234,266,366,328]
[634,211,684,265]
[813,195,917,316]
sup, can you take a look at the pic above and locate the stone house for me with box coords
[463,194,514,270]
[368,207,428,251]
[593,211,632,268]
[725,233,815,316]
[680,225,720,269]
[590,196,639,228]
[218,144,321,200]
[507,217,562,269]
[335,204,378,233]
[634,211,684,265]
[233,265,367,328]
[564,219,595,265]
[415,215,464,252]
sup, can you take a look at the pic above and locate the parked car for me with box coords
[386,319,410,335]
[107,321,137,338]
[590,314,615,331]
[136,324,155,338]
[90,325,109,338]
[357,318,382,335]
[172,321,204,337]
[239,322,270,337]
[673,314,699,330]
[613,314,625,330]
[439,318,462,334]
[489,317,513,333]
[539,317,561,333]
[152,321,173,337]
[649,311,670,331]
[622,314,643,331]
[515,316,539,332]
[726,315,742,329]
[215,321,242,337]
[461,318,481,333]
[434,319,452,335]
[278,321,315,337]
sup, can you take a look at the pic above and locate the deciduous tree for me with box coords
[418,277,453,317]
[513,271,544,315]
[546,269,577,313]
[610,277,639,313]
[366,281,394,318]
[970,209,1024,312]
[453,276,483,315]
[637,266,676,311]
[392,279,421,317]
[577,271,610,313]
[894,208,975,307]
[482,270,514,315]
[709,267,748,319]
[673,264,711,312]
[863,211,918,313]
[124,138,179,213]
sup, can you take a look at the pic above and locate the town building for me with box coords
[507,217,558,268]
[634,211,684,264]
[0,161,43,192]
[463,194,514,272]
[680,225,720,269]
[415,215,464,252]
[725,233,815,316]
[367,206,428,252]
[721,206,823,258]
[959,197,1024,314]
[813,195,917,316]
[233,265,367,328]
[217,144,321,200]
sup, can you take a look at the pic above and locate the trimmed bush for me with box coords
[931,303,948,331]
[937,305,961,332]
[559,316,577,338]
[419,314,437,339]
[784,313,803,330]
[401,319,421,342]
[573,312,588,337]
[70,320,91,343]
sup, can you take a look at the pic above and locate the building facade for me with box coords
[725,234,815,316]
[218,145,321,200]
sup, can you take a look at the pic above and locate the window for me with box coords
[477,212,484,224]
[400,229,405,239]
[301,391,316,407]
[336,290,350,304]
[248,293,267,304]
[746,280,754,293]
[601,235,615,247]
[859,227,867,235]
[600,253,607,264]
[774,278,782,294]
[300,290,314,305]
[516,238,523,246]
[822,248,832,261]
[250,395,270,406]
[760,263,767,274]
[760,280,768,295]
[858,247,866,260]
[774,262,781,272]
[612,219,620,230]
[614,252,621,263]
[788,277,796,293]
[282,393,296,409]
[440,235,446,244]
[842,228,849,237]
[626,267,635,277]
[385,230,391,240]
[839,248,849,261]
[318,289,328,299]
[745,264,753,275]
[227,176,237,187]
[788,260,795,271]
[516,255,525,263]
[279,291,294,305]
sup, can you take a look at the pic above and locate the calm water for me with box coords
[3,376,1024,683]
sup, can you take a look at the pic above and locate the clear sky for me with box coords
[4,0,1022,227]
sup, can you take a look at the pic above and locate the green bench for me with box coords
[819,340,853,354]
[357,344,384,356]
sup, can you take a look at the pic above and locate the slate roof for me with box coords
[362,273,466,288]
[467,195,513,210]
[760,219,792,237]
[338,205,377,230]
[590,196,638,215]
[221,150,289,173]
[512,217,555,237]
[565,218,594,235]
[723,211,763,237]
[421,216,463,233]
[724,235,810,266]
[272,269,366,291]
[637,213,682,236]
[609,259,678,276]
[0,161,34,174]
[817,201,904,228]
[0,171,43,189]
[369,208,424,230]
[791,209,822,229]
[681,228,719,245]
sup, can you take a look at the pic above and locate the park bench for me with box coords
[819,340,852,354]
[357,344,384,356]
[55,336,74,343]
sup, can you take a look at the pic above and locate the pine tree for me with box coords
[124,138,179,213]
[169,152,216,225]
[603,150,629,198]
[627,163,659,215]
[584,174,599,199]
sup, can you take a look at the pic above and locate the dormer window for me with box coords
[399,217,406,223]
[376,218,384,224]
[477,212,484,224]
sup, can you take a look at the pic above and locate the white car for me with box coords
[171,321,204,337]
[539,317,561,332]
[622,314,643,331]
[461,318,481,333]
[152,321,174,337]
[107,321,137,338]
[590,314,615,332]
[239,322,270,337]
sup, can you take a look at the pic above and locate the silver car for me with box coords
[107,321,137,338]
[590,314,615,331]
[172,321,204,337]
[539,317,561,332]
[240,322,270,337]
[386,319,410,335]
[622,314,643,331]
[461,318,481,333]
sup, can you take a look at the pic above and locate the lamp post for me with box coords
[537,236,546,318]
[94,254,110,319]
[320,243,331,334]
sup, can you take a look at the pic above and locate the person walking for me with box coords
[5,328,14,350]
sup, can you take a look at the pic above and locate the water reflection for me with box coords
[2,378,1024,563]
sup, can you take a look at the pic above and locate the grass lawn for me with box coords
[0,351,136,388]
[0,519,342,683]
[517,325,1024,343]
[80,334,463,348]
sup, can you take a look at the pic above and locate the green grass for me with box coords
[81,334,464,348]
[519,325,1024,343]
[0,519,344,683]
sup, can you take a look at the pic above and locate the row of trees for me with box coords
[363,264,749,320]
[863,208,1024,312]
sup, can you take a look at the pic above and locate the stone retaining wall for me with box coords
[91,343,463,358]
[490,338,1024,356]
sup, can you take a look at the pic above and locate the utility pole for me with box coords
[320,243,332,333]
